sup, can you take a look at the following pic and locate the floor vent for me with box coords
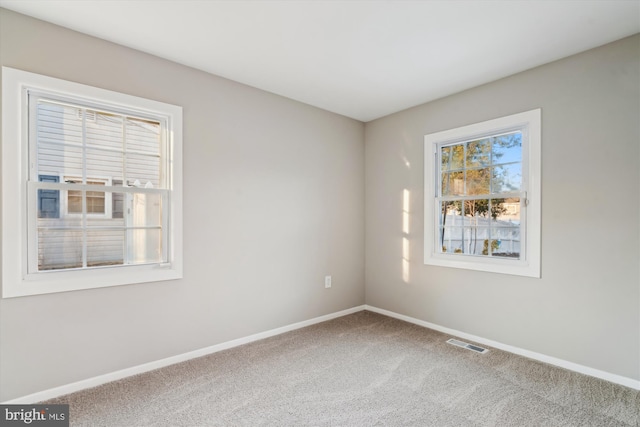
[446,338,489,354]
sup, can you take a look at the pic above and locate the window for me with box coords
[64,177,108,216]
[424,109,541,277]
[2,67,183,297]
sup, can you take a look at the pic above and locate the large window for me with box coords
[2,67,183,297]
[424,109,541,277]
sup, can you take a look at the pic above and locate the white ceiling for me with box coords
[1,1,639,122]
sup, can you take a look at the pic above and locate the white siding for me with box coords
[37,218,125,269]
[37,102,161,187]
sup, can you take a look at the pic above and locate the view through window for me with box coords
[438,131,522,258]
[32,98,166,271]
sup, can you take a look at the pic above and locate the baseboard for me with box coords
[7,303,637,403]
[3,305,366,404]
[364,305,640,391]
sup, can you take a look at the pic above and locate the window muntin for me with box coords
[424,109,541,278]
[438,131,523,259]
[2,66,183,298]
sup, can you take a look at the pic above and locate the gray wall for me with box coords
[365,34,640,380]
[0,9,365,401]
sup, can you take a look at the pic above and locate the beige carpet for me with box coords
[45,311,639,426]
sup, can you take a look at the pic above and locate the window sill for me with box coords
[425,252,540,278]
[3,262,183,298]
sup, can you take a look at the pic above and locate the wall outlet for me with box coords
[324,275,332,288]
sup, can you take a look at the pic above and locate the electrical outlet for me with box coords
[324,275,332,288]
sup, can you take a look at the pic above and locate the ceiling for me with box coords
[1,1,638,122]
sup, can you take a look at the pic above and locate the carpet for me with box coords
[44,311,640,426]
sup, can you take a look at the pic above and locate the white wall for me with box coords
[0,9,365,401]
[365,34,640,381]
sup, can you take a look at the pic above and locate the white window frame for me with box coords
[2,67,183,298]
[424,109,541,278]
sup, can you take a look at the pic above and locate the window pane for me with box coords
[462,199,490,219]
[38,192,60,218]
[492,163,522,192]
[466,168,491,195]
[492,132,522,164]
[490,198,521,259]
[441,171,464,196]
[490,226,521,258]
[441,226,463,254]
[38,228,82,270]
[466,138,491,168]
[37,102,83,146]
[130,193,163,227]
[128,229,163,264]
[459,198,492,255]
[66,180,106,214]
[125,153,161,188]
[86,191,105,214]
[86,112,123,151]
[126,117,161,155]
[442,144,464,170]
[491,198,520,223]
[465,226,490,255]
[440,200,463,253]
[86,146,124,179]
[441,146,451,171]
[86,229,124,267]
[123,192,164,265]
[439,200,458,226]
[38,141,83,178]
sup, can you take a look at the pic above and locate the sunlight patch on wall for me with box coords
[402,189,410,283]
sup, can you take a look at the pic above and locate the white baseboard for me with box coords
[3,305,366,404]
[364,305,640,391]
[6,303,637,403]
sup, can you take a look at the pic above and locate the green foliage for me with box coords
[482,239,500,255]
[445,198,508,220]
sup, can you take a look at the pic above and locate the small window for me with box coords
[65,178,108,215]
[2,67,183,297]
[424,110,541,278]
